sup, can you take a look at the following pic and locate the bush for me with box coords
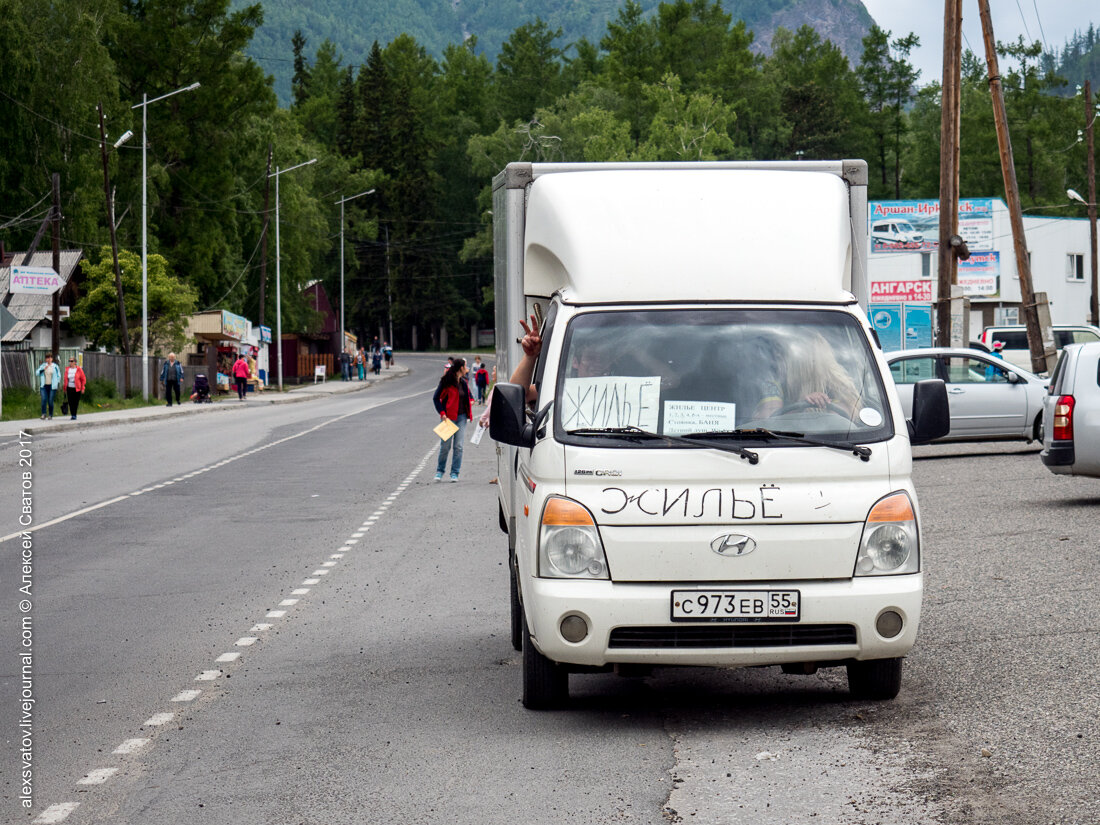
[84,377,118,404]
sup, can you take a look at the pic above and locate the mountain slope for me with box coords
[239,0,874,103]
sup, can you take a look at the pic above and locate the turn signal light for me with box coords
[1052,395,1075,441]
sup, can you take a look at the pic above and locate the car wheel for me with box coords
[1033,413,1044,443]
[846,657,903,700]
[522,615,568,710]
[509,554,522,652]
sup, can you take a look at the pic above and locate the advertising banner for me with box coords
[870,280,933,303]
[221,310,247,340]
[10,265,62,295]
[903,305,934,348]
[957,251,1000,297]
[259,325,272,344]
[869,304,903,352]
[869,199,993,254]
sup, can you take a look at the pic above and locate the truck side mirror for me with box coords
[907,379,950,445]
[489,382,535,448]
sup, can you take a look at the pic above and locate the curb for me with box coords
[1,367,411,439]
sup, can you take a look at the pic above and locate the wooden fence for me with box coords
[1,351,208,398]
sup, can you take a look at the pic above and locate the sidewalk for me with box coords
[0,366,410,439]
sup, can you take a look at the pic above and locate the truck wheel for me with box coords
[847,657,903,700]
[522,616,568,709]
[509,555,523,652]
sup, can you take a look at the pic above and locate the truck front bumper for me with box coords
[524,574,922,668]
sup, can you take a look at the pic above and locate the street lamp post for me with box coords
[269,158,318,391]
[131,82,200,400]
[334,188,375,350]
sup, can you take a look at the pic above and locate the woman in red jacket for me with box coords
[63,356,87,420]
[232,354,250,401]
[434,357,472,482]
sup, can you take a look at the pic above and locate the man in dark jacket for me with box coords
[160,353,184,406]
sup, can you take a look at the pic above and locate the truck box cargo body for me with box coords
[489,161,948,708]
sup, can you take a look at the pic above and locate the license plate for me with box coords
[671,590,800,622]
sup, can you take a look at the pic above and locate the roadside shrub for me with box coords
[84,377,118,404]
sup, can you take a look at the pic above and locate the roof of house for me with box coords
[0,250,83,342]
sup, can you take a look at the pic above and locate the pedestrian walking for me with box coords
[383,342,393,368]
[63,356,87,420]
[356,348,366,380]
[340,349,351,381]
[160,352,184,407]
[372,344,382,375]
[474,361,489,404]
[232,353,250,401]
[35,353,61,419]
[433,357,473,482]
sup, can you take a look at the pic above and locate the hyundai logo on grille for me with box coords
[710,534,757,556]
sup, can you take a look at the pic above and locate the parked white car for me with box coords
[887,347,1047,442]
[1041,342,1100,477]
[979,324,1100,372]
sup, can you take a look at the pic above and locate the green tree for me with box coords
[291,29,312,106]
[635,73,736,160]
[107,0,277,308]
[494,18,566,125]
[0,0,121,254]
[766,25,867,160]
[858,25,920,198]
[71,247,198,354]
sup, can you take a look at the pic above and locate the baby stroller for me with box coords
[191,374,212,403]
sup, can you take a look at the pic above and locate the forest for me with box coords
[1,0,1098,351]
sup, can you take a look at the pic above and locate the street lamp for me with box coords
[334,188,375,350]
[269,158,318,391]
[131,81,200,400]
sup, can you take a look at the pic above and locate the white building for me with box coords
[868,198,1095,345]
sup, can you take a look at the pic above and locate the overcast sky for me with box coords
[861,0,1097,85]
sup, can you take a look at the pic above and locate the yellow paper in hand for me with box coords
[434,418,459,441]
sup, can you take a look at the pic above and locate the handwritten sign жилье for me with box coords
[561,376,660,431]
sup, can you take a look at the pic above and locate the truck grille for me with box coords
[608,624,857,649]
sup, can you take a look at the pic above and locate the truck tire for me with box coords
[522,616,568,709]
[509,555,523,652]
[846,657,903,700]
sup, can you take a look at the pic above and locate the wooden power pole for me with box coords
[936,0,963,347]
[1086,80,1098,326]
[978,0,1052,373]
[51,173,61,357]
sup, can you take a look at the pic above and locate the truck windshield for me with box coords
[555,308,892,444]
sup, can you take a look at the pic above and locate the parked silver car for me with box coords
[886,347,1047,442]
[1041,342,1100,477]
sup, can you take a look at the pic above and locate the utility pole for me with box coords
[51,173,61,357]
[1086,80,1098,326]
[978,0,1052,373]
[936,0,963,347]
[97,103,132,393]
[258,143,272,329]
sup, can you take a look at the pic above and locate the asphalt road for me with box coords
[2,359,1098,824]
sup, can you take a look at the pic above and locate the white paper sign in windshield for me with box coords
[561,376,660,431]
[662,401,737,435]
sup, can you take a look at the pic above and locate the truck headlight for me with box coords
[855,492,919,576]
[539,497,609,579]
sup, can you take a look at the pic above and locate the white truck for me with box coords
[489,161,949,708]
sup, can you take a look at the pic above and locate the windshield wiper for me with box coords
[566,426,759,464]
[696,427,872,461]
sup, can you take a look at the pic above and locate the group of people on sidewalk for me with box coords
[342,340,393,381]
[35,353,86,420]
